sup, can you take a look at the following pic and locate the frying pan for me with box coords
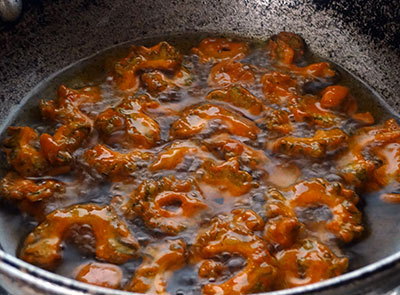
[0,0,399,294]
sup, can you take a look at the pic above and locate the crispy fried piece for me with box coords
[373,142,400,189]
[40,122,91,166]
[95,94,160,148]
[263,188,303,249]
[3,126,48,176]
[83,144,152,180]
[124,176,207,235]
[261,72,341,127]
[172,66,194,87]
[288,178,363,242]
[350,106,375,125]
[16,200,48,221]
[204,133,268,169]
[141,71,169,94]
[113,41,183,92]
[191,209,277,295]
[319,85,374,125]
[276,239,348,288]
[198,260,226,280]
[262,109,293,134]
[338,160,376,189]
[290,96,342,127]
[267,32,305,65]
[380,192,400,204]
[126,239,186,294]
[261,72,300,105]
[351,112,375,125]
[39,85,101,166]
[170,103,260,140]
[267,32,337,80]
[264,179,362,244]
[267,32,337,81]
[141,66,193,95]
[149,140,211,171]
[206,85,265,116]
[320,85,349,109]
[271,129,348,158]
[40,85,101,124]
[0,172,64,202]
[19,204,139,270]
[192,38,250,63]
[75,262,123,289]
[291,62,336,80]
[337,119,400,188]
[208,60,255,87]
[200,158,254,196]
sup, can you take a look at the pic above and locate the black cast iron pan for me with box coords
[0,1,399,294]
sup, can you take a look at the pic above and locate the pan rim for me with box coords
[1,247,400,295]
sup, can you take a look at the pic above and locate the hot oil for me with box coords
[0,33,400,294]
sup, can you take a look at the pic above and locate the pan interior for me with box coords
[0,33,399,292]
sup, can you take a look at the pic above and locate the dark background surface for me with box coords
[313,0,400,50]
[2,0,399,50]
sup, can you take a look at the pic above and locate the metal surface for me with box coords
[0,0,399,294]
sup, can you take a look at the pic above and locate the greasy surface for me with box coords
[0,1,400,295]
[0,33,400,295]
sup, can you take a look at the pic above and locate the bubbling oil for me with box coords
[0,33,400,294]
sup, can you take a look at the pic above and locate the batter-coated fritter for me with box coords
[192,209,277,295]
[126,239,186,294]
[95,94,160,148]
[20,204,139,269]
[123,176,207,235]
[170,103,260,140]
[113,41,183,92]
[192,38,250,63]
[39,85,101,166]
[3,126,48,176]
